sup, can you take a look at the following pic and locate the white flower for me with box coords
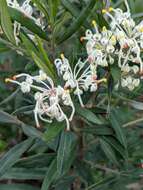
[132,66,139,74]
[55,54,106,107]
[90,84,98,92]
[121,79,128,87]
[21,81,31,93]
[5,71,75,131]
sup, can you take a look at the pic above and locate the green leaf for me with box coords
[0,42,10,52]
[20,32,38,55]
[57,0,97,44]
[0,0,15,44]
[41,159,57,190]
[75,161,94,185]
[110,66,121,83]
[0,89,19,106]
[0,109,20,125]
[0,184,40,190]
[76,106,103,125]
[61,0,89,28]
[0,110,42,138]
[21,123,42,138]
[43,122,65,142]
[109,109,127,148]
[31,51,54,79]
[54,176,75,190]
[57,131,77,176]
[100,139,118,165]
[9,7,48,41]
[35,36,55,76]
[0,138,34,177]
[48,0,60,24]
[2,167,46,180]
[81,126,113,136]
[15,153,55,168]
[102,136,126,159]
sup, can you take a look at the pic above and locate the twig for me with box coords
[123,118,143,128]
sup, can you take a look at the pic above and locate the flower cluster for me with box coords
[5,70,75,130]
[54,54,106,107]
[81,0,143,90]
[5,0,143,129]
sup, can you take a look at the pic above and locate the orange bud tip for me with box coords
[12,75,17,80]
[80,37,84,42]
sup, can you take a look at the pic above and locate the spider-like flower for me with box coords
[55,54,107,107]
[5,70,75,131]
[102,2,143,72]
[81,22,116,67]
[81,0,142,91]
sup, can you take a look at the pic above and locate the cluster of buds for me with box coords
[5,70,75,131]
[81,0,143,90]
[6,0,44,44]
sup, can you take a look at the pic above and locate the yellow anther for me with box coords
[102,26,107,32]
[92,20,96,27]
[102,9,107,14]
[5,78,10,83]
[60,53,65,60]
[111,35,116,44]
[65,89,70,93]
[103,78,107,83]
[108,7,113,12]
[139,27,143,33]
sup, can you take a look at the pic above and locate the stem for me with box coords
[123,117,143,128]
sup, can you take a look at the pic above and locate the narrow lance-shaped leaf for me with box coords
[2,167,47,180]
[57,0,97,44]
[102,136,127,160]
[0,0,15,44]
[57,131,77,176]
[61,0,90,28]
[100,138,119,165]
[0,110,42,138]
[15,153,55,168]
[0,184,40,190]
[0,138,34,177]
[109,109,127,148]
[43,122,65,143]
[35,35,55,76]
[48,0,60,24]
[41,159,58,190]
[9,7,49,41]
[31,51,55,80]
[76,105,104,125]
